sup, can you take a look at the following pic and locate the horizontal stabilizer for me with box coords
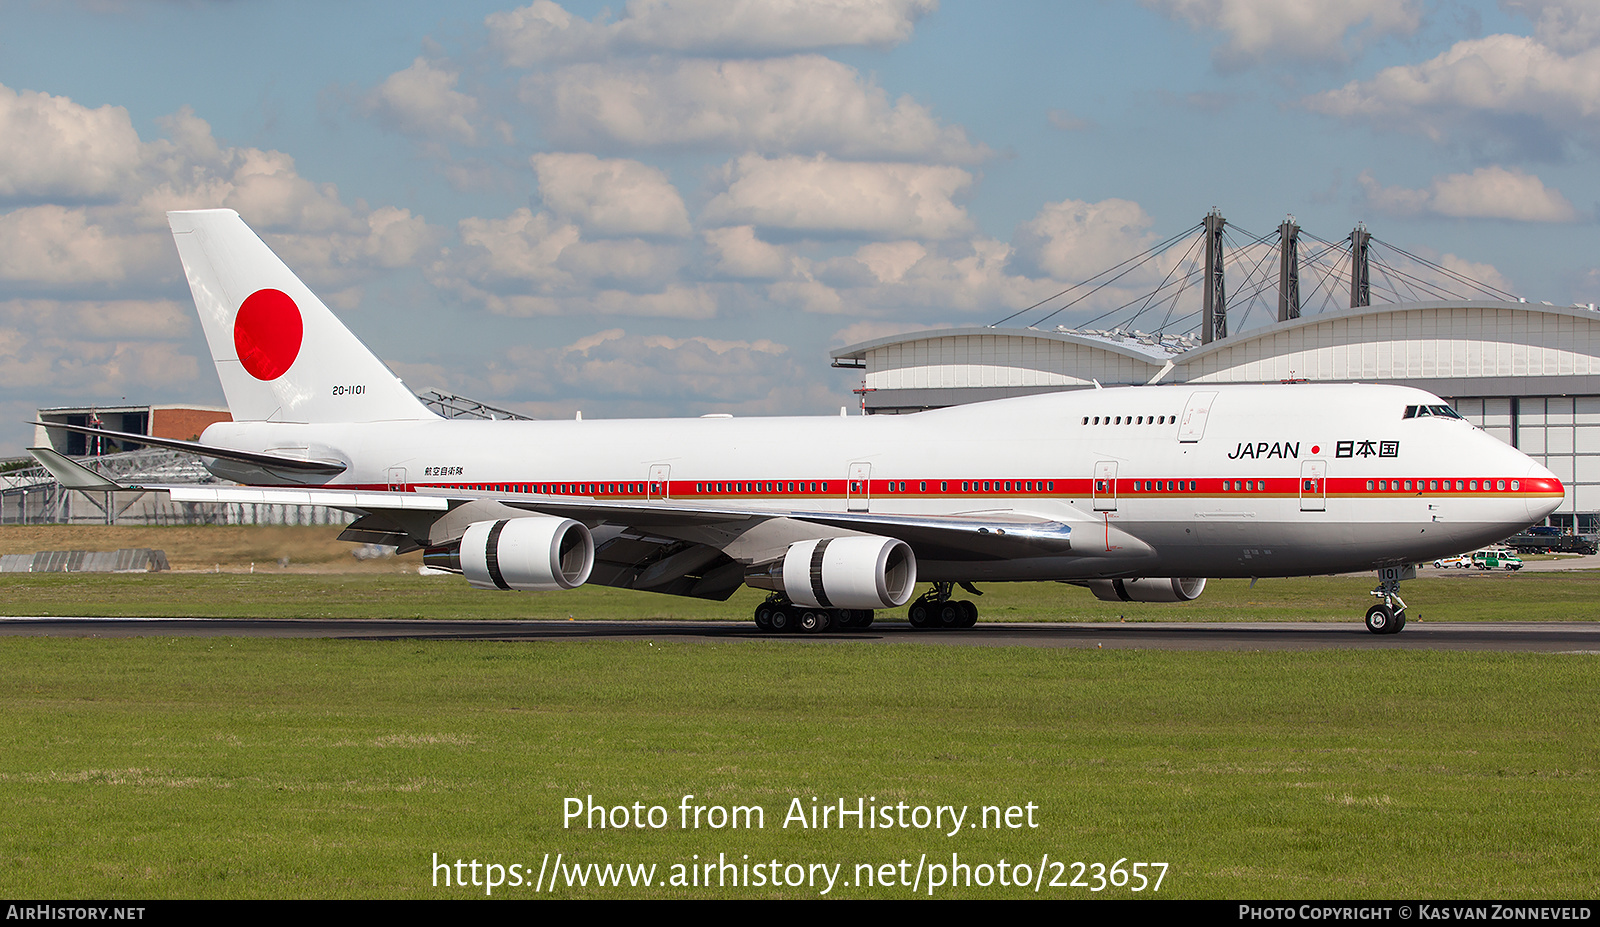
[32,421,347,475]
[26,447,125,491]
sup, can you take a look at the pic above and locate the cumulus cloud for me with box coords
[1503,0,1600,53]
[362,57,482,146]
[1144,0,1421,69]
[703,154,974,239]
[0,92,443,300]
[0,205,174,292]
[0,299,200,393]
[392,327,835,418]
[429,207,711,317]
[829,319,947,347]
[523,55,985,161]
[1304,34,1600,155]
[702,225,793,279]
[488,0,936,65]
[0,85,143,202]
[1009,197,1159,281]
[758,235,1062,318]
[532,152,690,237]
[1357,167,1581,222]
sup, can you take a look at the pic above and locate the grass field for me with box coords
[0,638,1594,899]
[2,526,1596,899]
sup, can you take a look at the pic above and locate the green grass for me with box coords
[0,638,1595,899]
[4,570,1600,622]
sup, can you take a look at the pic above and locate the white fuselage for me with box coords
[201,383,1562,581]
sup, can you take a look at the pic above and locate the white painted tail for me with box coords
[167,209,436,424]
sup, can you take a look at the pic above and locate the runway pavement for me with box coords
[3,616,1597,651]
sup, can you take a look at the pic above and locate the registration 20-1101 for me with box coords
[330,384,366,396]
[1057,859,1168,892]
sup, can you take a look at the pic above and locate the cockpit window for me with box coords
[1403,404,1464,420]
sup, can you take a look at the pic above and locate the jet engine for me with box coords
[426,516,594,591]
[746,536,917,609]
[1083,577,1206,603]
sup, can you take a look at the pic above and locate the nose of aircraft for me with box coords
[1526,459,1564,523]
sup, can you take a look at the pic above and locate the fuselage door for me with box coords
[648,464,671,500]
[848,462,871,512]
[1300,460,1327,512]
[1178,391,1218,443]
[1093,461,1118,512]
[387,467,407,492]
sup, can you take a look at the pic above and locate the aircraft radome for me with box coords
[30,209,1563,634]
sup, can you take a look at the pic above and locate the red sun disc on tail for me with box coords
[234,288,303,381]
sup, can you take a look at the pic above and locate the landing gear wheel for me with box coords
[908,601,932,628]
[938,602,964,628]
[959,600,978,628]
[754,604,773,630]
[1391,609,1406,633]
[798,609,829,633]
[1364,603,1392,634]
[768,606,791,633]
[854,610,874,629]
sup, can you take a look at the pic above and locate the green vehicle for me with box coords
[1472,548,1524,571]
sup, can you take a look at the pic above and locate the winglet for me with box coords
[26,448,127,491]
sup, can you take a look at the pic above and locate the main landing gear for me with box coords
[1364,570,1410,635]
[906,582,980,630]
[753,595,874,634]
[750,582,985,634]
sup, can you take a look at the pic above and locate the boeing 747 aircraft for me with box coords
[31,210,1564,634]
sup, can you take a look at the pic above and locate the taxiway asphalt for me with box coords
[3,617,1597,651]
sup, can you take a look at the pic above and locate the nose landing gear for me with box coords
[1365,566,1413,634]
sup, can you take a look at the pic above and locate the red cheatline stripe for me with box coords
[336,476,1563,498]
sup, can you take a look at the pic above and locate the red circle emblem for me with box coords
[234,288,303,381]
[1311,445,1321,454]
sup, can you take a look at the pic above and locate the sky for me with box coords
[1,0,1597,455]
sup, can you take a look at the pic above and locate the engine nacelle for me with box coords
[748,536,917,609]
[454,517,594,591]
[1084,577,1206,603]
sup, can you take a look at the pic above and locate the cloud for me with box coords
[0,205,166,290]
[532,152,690,237]
[1303,34,1600,155]
[0,85,144,202]
[0,299,200,393]
[430,207,711,317]
[362,57,482,146]
[488,0,936,65]
[1503,0,1600,54]
[523,55,985,161]
[395,326,837,418]
[703,154,974,239]
[829,319,947,347]
[1357,167,1581,222]
[1008,197,1159,281]
[702,225,793,279]
[1047,109,1094,131]
[1144,0,1421,70]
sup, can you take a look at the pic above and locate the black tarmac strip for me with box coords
[2,617,1599,651]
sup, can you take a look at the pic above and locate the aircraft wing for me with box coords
[28,448,1142,599]
[25,448,1107,564]
[499,497,1078,560]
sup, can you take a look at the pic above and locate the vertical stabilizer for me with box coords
[167,209,436,423]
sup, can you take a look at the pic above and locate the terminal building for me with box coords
[833,215,1600,532]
